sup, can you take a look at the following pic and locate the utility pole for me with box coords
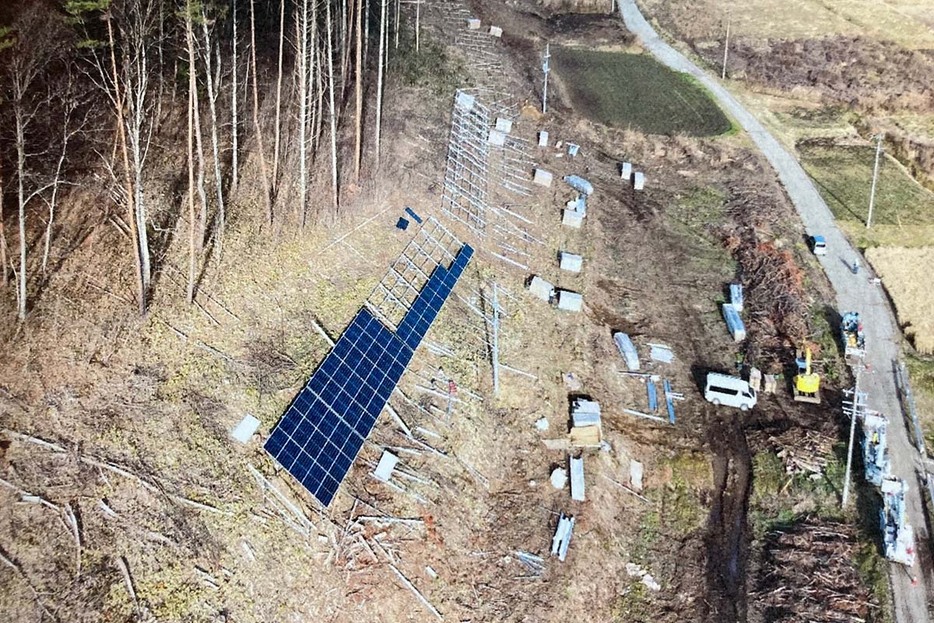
[867,133,884,229]
[721,14,731,80]
[542,43,551,114]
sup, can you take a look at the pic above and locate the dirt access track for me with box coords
[0,0,900,622]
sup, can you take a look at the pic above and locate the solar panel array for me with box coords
[264,243,474,506]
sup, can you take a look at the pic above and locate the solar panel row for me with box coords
[264,243,474,506]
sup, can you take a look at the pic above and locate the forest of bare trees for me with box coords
[0,0,414,320]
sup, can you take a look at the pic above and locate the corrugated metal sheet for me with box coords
[570,457,585,501]
[551,513,575,561]
[730,283,744,312]
[563,175,593,196]
[613,332,640,371]
[722,303,746,342]
[571,399,601,427]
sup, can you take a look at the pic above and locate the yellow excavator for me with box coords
[793,344,822,404]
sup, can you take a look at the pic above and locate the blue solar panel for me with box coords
[264,243,474,506]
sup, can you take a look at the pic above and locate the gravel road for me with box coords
[617,0,932,619]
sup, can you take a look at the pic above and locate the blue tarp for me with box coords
[563,175,593,196]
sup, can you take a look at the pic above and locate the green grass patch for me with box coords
[665,185,737,276]
[799,143,934,248]
[552,47,732,136]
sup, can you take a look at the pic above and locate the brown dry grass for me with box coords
[866,246,934,353]
[642,0,934,49]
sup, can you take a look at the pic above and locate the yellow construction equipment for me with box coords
[793,344,822,404]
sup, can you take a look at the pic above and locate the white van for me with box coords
[705,372,757,411]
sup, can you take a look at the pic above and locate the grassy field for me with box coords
[552,47,732,136]
[799,144,934,248]
[905,355,934,447]
[642,0,934,49]
[865,246,934,354]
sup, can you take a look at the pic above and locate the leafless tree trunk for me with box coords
[230,0,240,196]
[119,7,154,304]
[354,0,363,181]
[376,0,386,169]
[187,4,197,304]
[394,0,400,49]
[364,0,370,67]
[325,0,339,211]
[105,12,146,314]
[14,86,28,320]
[200,5,226,252]
[272,0,285,191]
[249,0,273,223]
[297,0,311,227]
[0,166,8,287]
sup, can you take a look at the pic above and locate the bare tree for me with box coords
[68,0,158,314]
[186,0,198,303]
[272,0,285,192]
[200,2,226,252]
[296,0,312,226]
[3,7,65,319]
[230,0,240,196]
[42,70,88,276]
[354,0,362,181]
[325,0,339,211]
[375,0,386,168]
[249,0,273,223]
[0,163,8,287]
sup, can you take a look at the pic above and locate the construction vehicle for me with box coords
[793,344,821,404]
[861,412,889,487]
[880,476,917,566]
[840,311,866,361]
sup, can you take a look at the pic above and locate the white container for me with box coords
[231,414,260,443]
[633,171,645,190]
[533,168,553,187]
[527,276,554,302]
[562,209,583,228]
[495,117,513,133]
[487,129,506,146]
[559,252,583,273]
[489,25,503,37]
[621,162,632,179]
[538,130,549,147]
[557,290,583,312]
[467,18,481,30]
